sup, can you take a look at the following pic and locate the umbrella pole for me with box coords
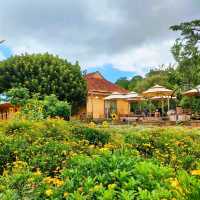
[167,98,170,111]
[162,99,164,116]
[139,102,142,112]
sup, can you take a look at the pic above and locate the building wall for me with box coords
[116,99,129,115]
[75,95,130,120]
[87,95,105,119]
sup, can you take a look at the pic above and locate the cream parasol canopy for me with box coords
[124,91,145,101]
[183,85,200,96]
[142,85,173,97]
[143,85,174,113]
[104,92,125,100]
[150,96,176,100]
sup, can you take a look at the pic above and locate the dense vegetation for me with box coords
[115,19,200,111]
[0,53,87,113]
[6,87,71,120]
[0,119,199,199]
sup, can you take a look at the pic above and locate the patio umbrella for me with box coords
[183,85,200,96]
[142,85,173,114]
[123,91,144,101]
[124,91,145,112]
[142,85,173,97]
[104,92,125,100]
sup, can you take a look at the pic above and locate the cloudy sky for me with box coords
[0,0,200,81]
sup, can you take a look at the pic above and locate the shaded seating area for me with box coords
[182,85,200,126]
[0,102,18,120]
[104,85,178,123]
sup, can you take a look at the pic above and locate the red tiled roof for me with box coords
[85,72,129,94]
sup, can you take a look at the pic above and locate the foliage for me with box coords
[115,66,176,93]
[6,87,29,106]
[0,119,199,199]
[179,96,200,112]
[0,53,87,113]
[6,89,71,121]
[170,19,200,88]
[71,125,110,145]
[115,77,130,89]
[43,94,71,119]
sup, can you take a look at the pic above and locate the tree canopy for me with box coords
[115,77,130,89]
[0,53,87,113]
[170,19,200,88]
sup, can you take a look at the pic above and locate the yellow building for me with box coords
[80,72,129,119]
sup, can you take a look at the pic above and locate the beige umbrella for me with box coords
[123,91,144,101]
[142,85,173,97]
[142,85,174,114]
[183,85,200,96]
[104,92,125,100]
[124,91,145,112]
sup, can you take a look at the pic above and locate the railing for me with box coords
[0,111,11,120]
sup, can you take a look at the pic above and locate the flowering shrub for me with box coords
[0,120,199,199]
[71,125,110,145]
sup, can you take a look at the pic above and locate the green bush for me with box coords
[6,87,29,106]
[5,120,31,135]
[43,94,71,119]
[72,126,110,145]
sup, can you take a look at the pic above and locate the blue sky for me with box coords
[87,64,135,82]
[0,45,12,59]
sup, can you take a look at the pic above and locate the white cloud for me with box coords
[84,39,175,76]
[0,0,199,76]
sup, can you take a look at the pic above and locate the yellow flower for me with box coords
[43,177,54,184]
[99,147,109,152]
[88,121,96,128]
[13,160,27,170]
[64,192,69,198]
[93,184,103,191]
[34,168,42,176]
[104,143,114,149]
[45,189,53,196]
[191,169,200,176]
[102,121,109,128]
[53,178,64,187]
[170,178,179,188]
[2,169,8,176]
[108,183,117,190]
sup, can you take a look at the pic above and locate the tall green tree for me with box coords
[115,77,129,89]
[170,19,200,88]
[0,53,87,113]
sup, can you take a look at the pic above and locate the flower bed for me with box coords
[0,119,199,199]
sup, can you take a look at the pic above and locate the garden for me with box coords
[0,118,199,199]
